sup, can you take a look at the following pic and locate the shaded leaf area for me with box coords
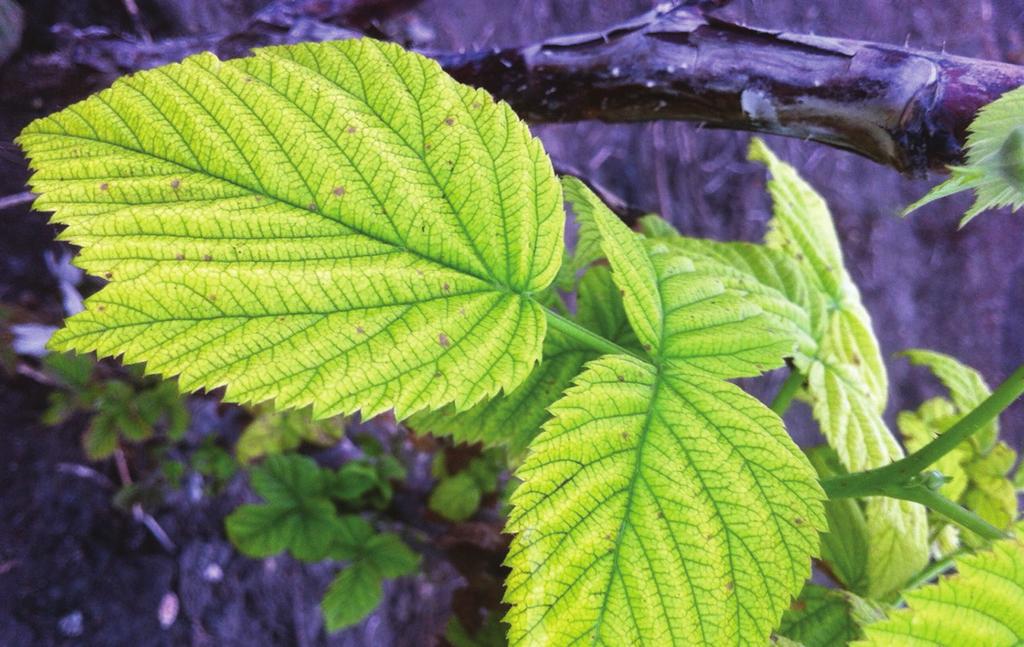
[778,584,883,647]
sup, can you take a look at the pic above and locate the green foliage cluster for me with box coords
[236,407,345,463]
[898,350,1019,551]
[429,447,504,521]
[42,352,188,460]
[18,36,1024,646]
[225,453,417,630]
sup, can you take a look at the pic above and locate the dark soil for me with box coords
[2,0,1023,645]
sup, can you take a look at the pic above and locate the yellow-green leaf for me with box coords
[411,265,637,456]
[505,184,824,646]
[19,38,563,421]
[506,356,824,646]
[749,139,927,597]
[903,348,997,451]
[855,530,1024,646]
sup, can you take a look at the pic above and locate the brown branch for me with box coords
[6,3,1024,175]
[436,4,1024,175]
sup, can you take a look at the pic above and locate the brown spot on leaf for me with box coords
[175,253,185,261]
[794,517,804,526]
[442,283,450,292]
[472,101,482,110]
[444,117,455,126]
[203,254,213,262]
[170,179,181,190]
[356,326,365,334]
[103,271,113,279]
[617,375,625,382]
[99,183,109,191]
[725,581,734,591]
[332,186,345,197]
[438,333,450,348]
[434,370,442,378]
[96,305,106,312]
[308,203,318,211]
[347,126,357,134]
[208,294,216,301]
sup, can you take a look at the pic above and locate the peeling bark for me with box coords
[436,4,1024,175]
[5,3,1024,174]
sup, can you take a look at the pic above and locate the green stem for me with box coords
[900,549,965,598]
[822,363,1024,498]
[544,309,643,360]
[875,483,1009,541]
[769,368,803,415]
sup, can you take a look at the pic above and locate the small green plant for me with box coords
[41,352,188,460]
[19,37,1024,645]
[225,453,417,630]
[429,447,504,521]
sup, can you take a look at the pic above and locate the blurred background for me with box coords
[1,0,1023,645]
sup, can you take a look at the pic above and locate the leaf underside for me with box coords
[19,38,563,421]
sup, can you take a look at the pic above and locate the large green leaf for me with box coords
[19,38,563,420]
[505,182,824,646]
[507,356,824,646]
[411,265,637,456]
[855,530,1024,646]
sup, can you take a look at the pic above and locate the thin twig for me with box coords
[57,462,116,489]
[121,0,152,43]
[112,446,176,552]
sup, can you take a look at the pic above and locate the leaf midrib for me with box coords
[31,127,514,297]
